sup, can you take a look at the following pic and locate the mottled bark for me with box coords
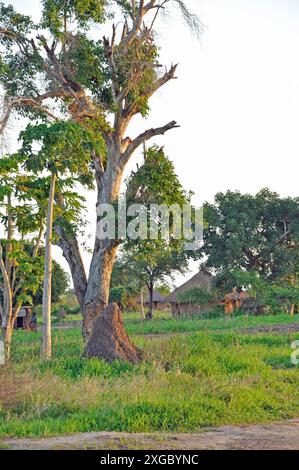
[83,239,118,339]
[54,227,87,314]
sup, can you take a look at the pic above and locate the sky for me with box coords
[2,0,299,287]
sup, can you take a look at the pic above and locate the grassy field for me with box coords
[0,313,298,438]
[124,311,299,336]
[53,310,299,335]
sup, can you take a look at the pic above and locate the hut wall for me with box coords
[171,302,215,318]
[144,302,169,312]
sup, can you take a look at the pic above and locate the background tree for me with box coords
[33,260,70,305]
[201,189,299,283]
[122,145,196,318]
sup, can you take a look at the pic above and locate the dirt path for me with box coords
[2,419,299,450]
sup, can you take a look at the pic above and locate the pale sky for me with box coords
[2,0,299,286]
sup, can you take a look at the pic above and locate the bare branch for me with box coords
[120,119,179,167]
[0,97,58,135]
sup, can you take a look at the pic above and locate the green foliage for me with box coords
[60,34,111,103]
[264,285,299,312]
[202,189,299,282]
[126,145,191,207]
[19,121,102,181]
[177,287,215,305]
[121,145,196,300]
[109,285,138,310]
[33,260,70,305]
[0,0,162,118]
[0,3,44,104]
[0,240,44,307]
[17,120,105,240]
[41,0,107,35]
[115,38,160,117]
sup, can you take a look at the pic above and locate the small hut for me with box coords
[218,289,249,314]
[136,290,168,312]
[165,271,214,317]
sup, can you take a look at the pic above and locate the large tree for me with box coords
[0,1,200,361]
[201,189,299,284]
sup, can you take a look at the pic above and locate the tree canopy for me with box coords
[201,189,299,284]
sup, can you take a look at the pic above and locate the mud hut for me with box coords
[218,289,249,314]
[136,290,169,312]
[165,271,214,317]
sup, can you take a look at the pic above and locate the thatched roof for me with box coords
[145,291,166,303]
[136,290,167,304]
[224,291,249,301]
[165,271,212,303]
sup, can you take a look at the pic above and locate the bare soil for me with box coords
[2,419,299,450]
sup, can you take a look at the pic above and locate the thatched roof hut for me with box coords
[218,288,249,314]
[165,271,213,317]
[136,290,168,311]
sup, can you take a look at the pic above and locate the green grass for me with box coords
[0,321,298,438]
[50,309,299,337]
[124,311,299,336]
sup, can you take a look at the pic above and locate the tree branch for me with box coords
[0,97,59,135]
[120,120,179,168]
[121,64,178,129]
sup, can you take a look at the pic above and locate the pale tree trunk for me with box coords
[41,172,56,360]
[2,305,20,362]
[0,243,13,363]
[290,304,295,316]
[1,291,13,363]
[82,161,140,361]
[0,251,20,362]
[82,158,122,338]
[83,238,118,339]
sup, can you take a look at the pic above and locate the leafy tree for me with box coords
[0,0,201,361]
[0,155,44,362]
[109,285,138,310]
[33,260,70,305]
[263,285,299,315]
[122,145,197,319]
[202,189,299,282]
[18,120,95,359]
